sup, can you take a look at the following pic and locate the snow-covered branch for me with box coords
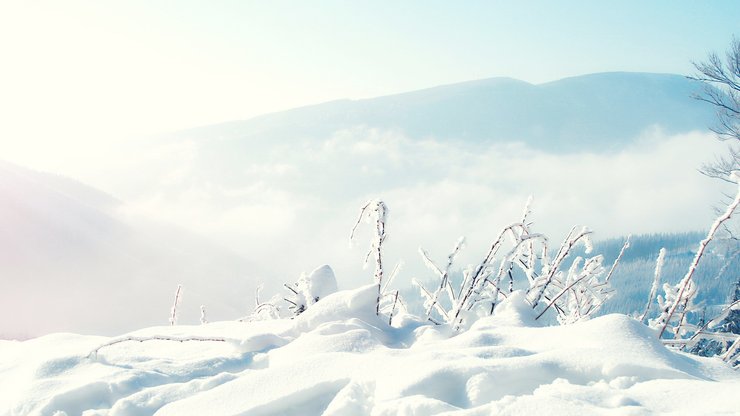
[350,199,389,315]
[657,183,740,339]
[640,248,666,324]
[88,335,227,359]
[169,284,182,326]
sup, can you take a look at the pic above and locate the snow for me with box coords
[1,285,738,415]
[292,265,339,311]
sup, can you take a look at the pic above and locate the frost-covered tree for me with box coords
[648,177,740,369]
[691,272,740,362]
[721,276,740,335]
[692,37,740,183]
[723,278,740,367]
[689,294,740,360]
[654,179,740,340]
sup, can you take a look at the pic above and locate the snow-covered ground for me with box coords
[2,284,738,416]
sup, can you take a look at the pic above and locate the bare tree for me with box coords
[691,37,740,183]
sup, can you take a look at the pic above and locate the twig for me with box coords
[640,248,666,323]
[169,284,183,326]
[89,335,227,358]
[605,236,630,283]
[200,305,208,324]
[388,291,400,326]
[535,273,591,320]
[350,199,388,315]
[529,226,592,309]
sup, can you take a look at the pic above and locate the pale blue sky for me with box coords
[0,1,738,165]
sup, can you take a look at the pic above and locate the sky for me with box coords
[0,1,739,171]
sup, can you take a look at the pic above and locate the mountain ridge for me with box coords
[169,71,715,153]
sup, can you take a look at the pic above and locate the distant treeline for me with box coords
[591,232,739,319]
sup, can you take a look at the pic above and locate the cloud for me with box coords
[112,127,733,291]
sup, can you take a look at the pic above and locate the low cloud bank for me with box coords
[121,128,734,289]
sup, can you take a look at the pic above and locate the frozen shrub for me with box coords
[284,265,338,316]
[413,198,623,330]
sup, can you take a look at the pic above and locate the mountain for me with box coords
[169,72,715,153]
[102,72,729,295]
[0,161,263,338]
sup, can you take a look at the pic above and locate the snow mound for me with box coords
[1,286,738,415]
[304,265,339,302]
[288,265,340,315]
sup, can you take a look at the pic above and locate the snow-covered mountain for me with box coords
[169,72,714,152]
[0,161,263,338]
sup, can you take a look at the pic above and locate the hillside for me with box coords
[0,162,263,338]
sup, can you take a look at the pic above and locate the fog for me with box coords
[121,127,731,278]
[0,113,735,338]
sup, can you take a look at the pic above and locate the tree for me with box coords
[691,36,740,183]
[688,255,740,359]
[682,38,740,366]
[717,272,740,337]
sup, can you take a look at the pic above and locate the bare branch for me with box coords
[693,37,740,180]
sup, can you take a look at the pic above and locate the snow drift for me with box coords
[1,284,738,415]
